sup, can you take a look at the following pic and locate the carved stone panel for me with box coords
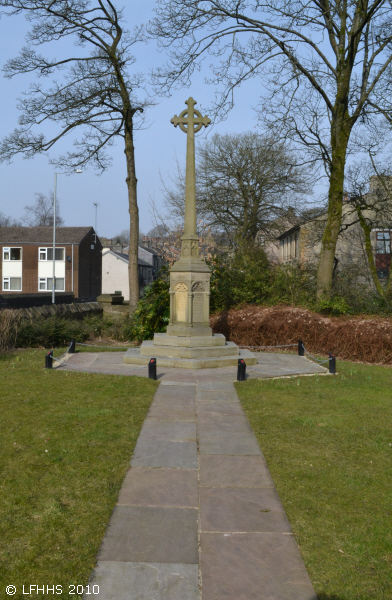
[193,293,204,322]
[174,282,188,322]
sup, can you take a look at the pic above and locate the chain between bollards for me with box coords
[299,339,337,374]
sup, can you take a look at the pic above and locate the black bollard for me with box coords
[45,351,53,369]
[148,358,157,380]
[237,358,246,382]
[329,353,336,374]
[69,338,76,353]
[298,340,304,356]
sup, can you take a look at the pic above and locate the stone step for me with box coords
[123,347,257,369]
[140,340,239,359]
[153,333,226,348]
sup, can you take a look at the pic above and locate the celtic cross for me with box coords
[171,97,211,236]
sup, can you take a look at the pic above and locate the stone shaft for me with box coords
[169,97,212,336]
[185,100,196,236]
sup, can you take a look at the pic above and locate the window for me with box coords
[3,247,22,261]
[376,231,391,254]
[39,278,65,291]
[377,268,389,280]
[39,247,65,261]
[375,231,391,281]
[3,277,22,291]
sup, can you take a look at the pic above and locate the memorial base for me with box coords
[122,224,257,369]
[123,343,257,369]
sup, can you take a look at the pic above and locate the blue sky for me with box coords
[0,1,264,238]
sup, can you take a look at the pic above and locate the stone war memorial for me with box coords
[124,97,257,369]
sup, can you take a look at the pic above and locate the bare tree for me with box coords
[22,191,64,227]
[113,229,130,245]
[150,0,392,299]
[0,0,148,314]
[0,211,21,226]
[162,131,313,247]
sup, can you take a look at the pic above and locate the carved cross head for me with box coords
[171,97,211,134]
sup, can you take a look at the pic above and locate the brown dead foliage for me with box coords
[0,309,20,352]
[210,305,392,365]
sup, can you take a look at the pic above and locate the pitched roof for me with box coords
[139,245,162,256]
[110,250,152,267]
[277,224,301,240]
[0,226,94,244]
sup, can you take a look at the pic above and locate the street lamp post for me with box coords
[93,202,98,244]
[52,170,82,304]
[52,172,58,305]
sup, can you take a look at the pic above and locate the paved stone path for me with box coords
[79,362,319,600]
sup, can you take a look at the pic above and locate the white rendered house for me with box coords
[102,249,153,300]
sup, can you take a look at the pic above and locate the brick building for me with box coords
[0,227,102,300]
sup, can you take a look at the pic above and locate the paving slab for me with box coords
[140,421,197,442]
[200,533,317,600]
[161,380,197,387]
[197,381,237,391]
[131,438,198,469]
[147,406,196,422]
[196,390,239,401]
[154,385,196,397]
[88,562,199,600]
[197,414,252,433]
[200,487,291,533]
[199,431,262,456]
[93,354,128,365]
[152,395,196,408]
[98,505,198,564]
[118,468,199,508]
[200,455,274,488]
[197,400,245,415]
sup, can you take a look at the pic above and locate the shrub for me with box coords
[16,316,92,348]
[129,267,170,341]
[267,263,316,308]
[209,246,271,312]
[0,309,20,351]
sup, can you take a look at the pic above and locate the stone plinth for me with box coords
[98,293,128,318]
[97,293,124,305]
[123,346,257,370]
[167,251,212,337]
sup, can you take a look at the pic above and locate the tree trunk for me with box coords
[124,120,139,316]
[316,113,351,300]
[356,208,388,300]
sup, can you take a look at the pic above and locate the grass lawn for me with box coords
[235,360,392,600]
[0,348,158,599]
